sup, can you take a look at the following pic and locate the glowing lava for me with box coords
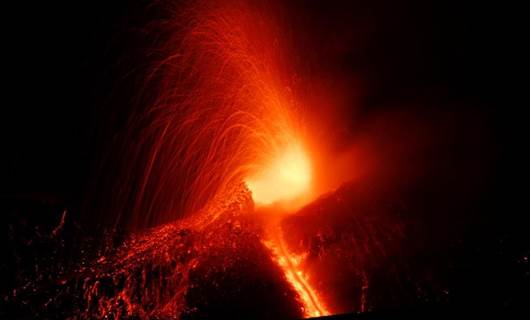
[246,142,312,206]
[248,140,328,317]
[263,224,329,318]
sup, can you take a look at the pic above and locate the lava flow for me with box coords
[263,223,329,318]
[245,134,328,316]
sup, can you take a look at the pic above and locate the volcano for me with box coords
[7,175,522,319]
[2,0,526,319]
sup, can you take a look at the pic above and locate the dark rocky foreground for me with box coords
[2,180,529,319]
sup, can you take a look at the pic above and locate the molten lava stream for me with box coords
[262,222,329,318]
[246,128,328,316]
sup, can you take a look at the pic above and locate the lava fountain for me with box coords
[103,0,326,231]
[85,0,339,318]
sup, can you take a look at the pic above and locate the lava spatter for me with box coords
[79,185,309,319]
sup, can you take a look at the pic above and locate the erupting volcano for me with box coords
[5,0,519,319]
[79,0,338,317]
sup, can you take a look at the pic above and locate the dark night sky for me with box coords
[1,0,523,226]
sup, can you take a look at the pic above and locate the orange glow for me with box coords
[263,225,329,318]
[97,0,346,317]
[246,142,312,206]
